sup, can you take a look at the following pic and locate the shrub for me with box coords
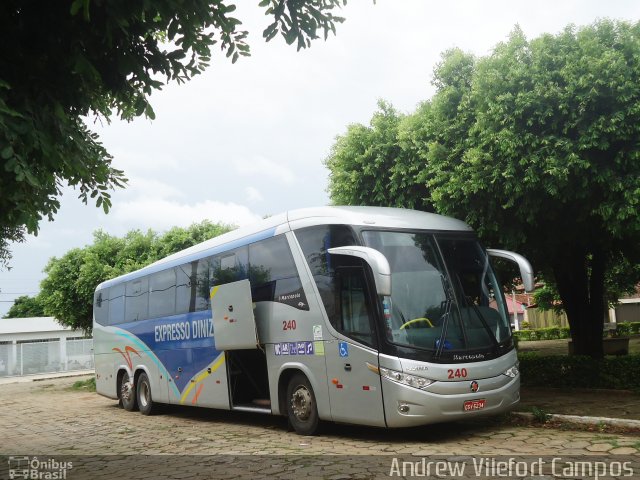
[616,322,640,336]
[513,322,639,343]
[518,352,640,390]
[513,327,571,342]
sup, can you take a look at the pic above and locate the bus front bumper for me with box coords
[382,375,520,428]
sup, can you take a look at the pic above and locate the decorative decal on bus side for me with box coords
[112,346,140,370]
[277,287,309,311]
[179,353,225,405]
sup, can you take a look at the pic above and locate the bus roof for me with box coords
[96,206,472,290]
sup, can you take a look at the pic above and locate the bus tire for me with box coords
[120,371,138,412]
[286,373,319,436]
[136,372,156,415]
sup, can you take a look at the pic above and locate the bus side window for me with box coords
[108,283,125,325]
[149,269,176,318]
[194,258,211,311]
[125,277,149,322]
[212,247,248,286]
[336,266,376,348]
[94,289,109,325]
[175,263,193,315]
[248,236,307,309]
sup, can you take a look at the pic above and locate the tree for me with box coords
[326,100,434,210]
[0,0,347,268]
[2,295,45,318]
[39,221,233,332]
[326,20,640,357]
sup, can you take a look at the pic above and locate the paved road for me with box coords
[1,377,638,479]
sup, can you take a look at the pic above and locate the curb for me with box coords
[0,370,94,385]
[512,411,640,429]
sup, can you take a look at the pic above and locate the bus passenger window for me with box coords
[194,258,211,311]
[94,290,109,326]
[212,247,248,286]
[125,277,149,322]
[248,236,307,309]
[149,269,176,318]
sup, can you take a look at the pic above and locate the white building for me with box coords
[0,317,92,377]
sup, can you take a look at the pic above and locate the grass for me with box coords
[70,377,96,392]
[531,406,551,423]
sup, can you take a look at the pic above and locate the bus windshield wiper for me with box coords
[468,300,499,347]
[435,275,454,359]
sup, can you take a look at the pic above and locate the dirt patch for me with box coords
[517,386,640,420]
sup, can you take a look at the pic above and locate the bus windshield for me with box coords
[361,231,511,358]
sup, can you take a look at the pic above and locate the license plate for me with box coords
[463,399,486,411]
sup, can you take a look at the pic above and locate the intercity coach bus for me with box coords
[93,206,533,435]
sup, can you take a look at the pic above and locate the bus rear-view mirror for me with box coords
[327,246,392,296]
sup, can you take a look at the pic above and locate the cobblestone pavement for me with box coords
[0,378,638,479]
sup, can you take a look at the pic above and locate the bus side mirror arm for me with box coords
[486,249,535,292]
[327,246,391,296]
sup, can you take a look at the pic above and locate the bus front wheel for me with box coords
[286,373,319,436]
[136,372,156,415]
[120,371,138,412]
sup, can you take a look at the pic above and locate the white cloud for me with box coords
[244,186,264,203]
[234,155,296,185]
[110,198,262,232]
[123,176,185,201]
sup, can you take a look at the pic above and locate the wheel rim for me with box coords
[121,376,133,402]
[291,385,312,421]
[139,380,150,408]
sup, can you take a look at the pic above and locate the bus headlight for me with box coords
[502,363,519,378]
[379,367,434,390]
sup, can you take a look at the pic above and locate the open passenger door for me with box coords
[211,279,259,350]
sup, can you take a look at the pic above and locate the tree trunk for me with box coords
[553,248,605,357]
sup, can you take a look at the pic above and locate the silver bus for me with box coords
[93,206,533,435]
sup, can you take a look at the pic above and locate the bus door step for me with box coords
[232,404,271,414]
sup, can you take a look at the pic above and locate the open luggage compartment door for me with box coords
[211,279,259,350]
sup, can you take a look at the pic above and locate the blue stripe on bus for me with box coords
[115,310,222,393]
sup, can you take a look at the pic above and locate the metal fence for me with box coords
[0,338,93,378]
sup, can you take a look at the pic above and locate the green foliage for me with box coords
[70,377,96,392]
[533,283,565,314]
[514,326,571,341]
[2,295,45,318]
[518,352,640,390]
[530,406,551,423]
[326,100,434,211]
[261,0,347,50]
[616,322,640,336]
[0,1,346,267]
[39,221,233,332]
[326,20,640,356]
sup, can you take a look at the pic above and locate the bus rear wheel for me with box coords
[286,373,319,436]
[120,371,138,412]
[136,372,156,415]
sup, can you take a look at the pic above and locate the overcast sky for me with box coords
[2,0,639,316]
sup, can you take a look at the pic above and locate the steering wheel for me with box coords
[399,317,434,329]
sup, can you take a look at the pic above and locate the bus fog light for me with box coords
[398,403,410,413]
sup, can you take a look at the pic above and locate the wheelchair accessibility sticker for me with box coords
[339,342,349,358]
